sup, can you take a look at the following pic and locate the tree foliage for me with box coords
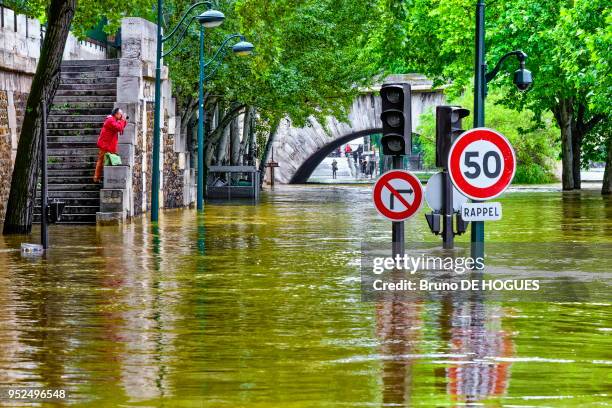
[417,90,559,184]
[391,0,610,190]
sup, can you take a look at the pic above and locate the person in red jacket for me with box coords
[94,108,127,183]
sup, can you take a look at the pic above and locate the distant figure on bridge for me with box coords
[344,144,352,158]
[94,108,127,183]
[331,159,338,179]
[368,155,376,178]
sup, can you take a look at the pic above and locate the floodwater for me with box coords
[0,185,610,407]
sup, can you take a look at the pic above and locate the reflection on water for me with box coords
[0,186,610,406]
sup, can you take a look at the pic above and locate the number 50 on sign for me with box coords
[448,128,516,201]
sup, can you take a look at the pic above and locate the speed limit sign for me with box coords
[448,128,516,200]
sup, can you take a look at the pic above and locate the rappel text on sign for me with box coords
[461,202,502,221]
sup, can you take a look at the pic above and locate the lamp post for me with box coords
[152,1,214,222]
[195,22,254,212]
[472,0,532,262]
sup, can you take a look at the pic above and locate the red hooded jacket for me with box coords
[97,115,127,153]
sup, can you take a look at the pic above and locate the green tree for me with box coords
[164,0,384,173]
[393,0,610,192]
[417,90,559,184]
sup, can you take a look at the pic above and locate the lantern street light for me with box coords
[151,0,253,221]
[195,31,253,211]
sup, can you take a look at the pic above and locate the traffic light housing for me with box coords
[435,106,470,168]
[380,83,411,156]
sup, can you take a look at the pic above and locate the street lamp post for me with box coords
[472,0,532,262]
[195,14,253,211]
[151,1,253,220]
[152,0,214,222]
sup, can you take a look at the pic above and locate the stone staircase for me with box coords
[35,59,118,224]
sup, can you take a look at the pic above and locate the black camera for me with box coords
[514,67,532,91]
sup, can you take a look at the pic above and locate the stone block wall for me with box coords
[0,6,105,222]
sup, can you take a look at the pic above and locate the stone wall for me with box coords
[0,6,105,221]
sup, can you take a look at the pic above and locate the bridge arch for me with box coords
[289,129,381,183]
[267,76,445,184]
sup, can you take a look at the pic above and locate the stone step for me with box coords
[48,142,97,149]
[58,83,117,91]
[53,95,116,103]
[36,189,100,199]
[48,128,101,136]
[33,213,97,224]
[47,183,101,191]
[35,205,99,215]
[59,76,117,85]
[47,122,102,130]
[55,89,116,97]
[61,70,119,79]
[48,114,107,123]
[51,108,113,115]
[52,101,115,110]
[49,150,99,159]
[48,134,98,142]
[47,156,98,165]
[48,168,95,177]
[47,162,98,170]
[47,175,98,184]
[61,64,119,73]
[35,197,99,207]
[61,59,119,66]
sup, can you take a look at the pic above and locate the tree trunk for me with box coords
[554,98,574,191]
[3,0,76,234]
[216,123,230,165]
[603,133,612,195]
[570,102,590,190]
[571,130,582,190]
[248,110,257,164]
[229,116,241,165]
[239,107,253,164]
[258,121,281,187]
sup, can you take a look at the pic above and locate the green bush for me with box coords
[416,90,559,184]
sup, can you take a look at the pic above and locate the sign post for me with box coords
[373,168,424,257]
[391,157,404,256]
[447,127,516,263]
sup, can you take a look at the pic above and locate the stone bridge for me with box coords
[269,75,445,184]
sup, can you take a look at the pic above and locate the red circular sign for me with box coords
[373,170,424,221]
[448,128,516,200]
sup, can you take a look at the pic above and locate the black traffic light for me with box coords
[435,106,470,168]
[425,213,441,234]
[380,83,411,156]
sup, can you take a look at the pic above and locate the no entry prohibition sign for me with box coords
[373,170,424,221]
[448,128,516,200]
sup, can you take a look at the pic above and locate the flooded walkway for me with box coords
[0,185,610,406]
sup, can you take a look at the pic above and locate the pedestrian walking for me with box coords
[94,108,127,183]
[331,159,338,179]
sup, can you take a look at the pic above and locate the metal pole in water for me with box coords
[41,99,48,249]
[442,170,453,249]
[391,155,404,257]
[471,0,486,264]
[197,25,205,211]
